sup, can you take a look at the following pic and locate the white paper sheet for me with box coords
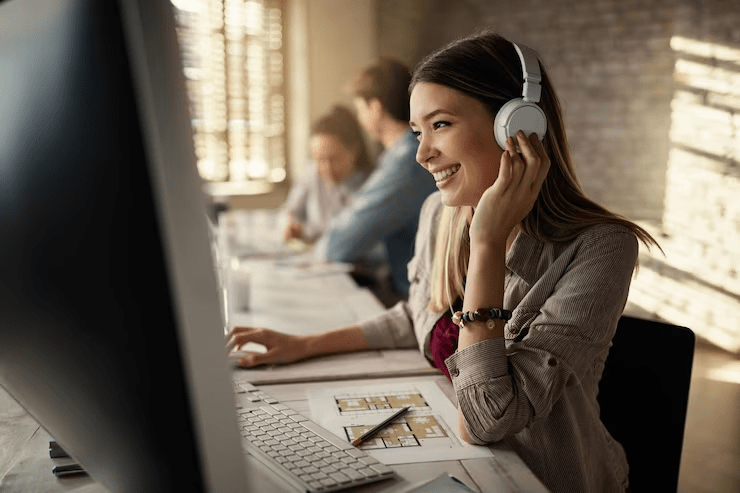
[307,381,493,464]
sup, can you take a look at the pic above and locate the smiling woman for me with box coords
[227,30,659,493]
[405,31,662,493]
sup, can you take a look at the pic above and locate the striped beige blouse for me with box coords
[359,192,635,493]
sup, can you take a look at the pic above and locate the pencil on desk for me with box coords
[351,406,411,447]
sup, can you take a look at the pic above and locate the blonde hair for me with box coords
[430,205,472,313]
[413,32,661,312]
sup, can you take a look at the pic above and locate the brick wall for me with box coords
[378,0,740,353]
[631,1,740,353]
[463,0,678,221]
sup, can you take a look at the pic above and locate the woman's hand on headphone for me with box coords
[470,130,550,248]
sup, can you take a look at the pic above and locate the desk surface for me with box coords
[0,374,548,493]
[0,223,549,492]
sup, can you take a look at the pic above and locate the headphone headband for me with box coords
[512,43,542,103]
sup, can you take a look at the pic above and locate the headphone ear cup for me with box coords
[494,98,547,149]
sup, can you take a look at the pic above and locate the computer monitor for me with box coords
[0,0,250,491]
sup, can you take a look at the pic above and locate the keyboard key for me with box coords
[313,462,332,472]
[329,472,352,484]
[308,480,324,490]
[237,382,258,392]
[370,463,394,475]
[260,405,281,416]
[344,469,365,481]
[357,467,379,478]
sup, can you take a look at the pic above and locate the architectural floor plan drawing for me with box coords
[336,390,450,450]
[345,414,448,450]
[336,391,429,413]
[308,381,494,464]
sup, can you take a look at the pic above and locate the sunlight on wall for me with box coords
[706,361,740,385]
[626,35,740,354]
[670,36,740,65]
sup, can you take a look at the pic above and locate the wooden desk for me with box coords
[0,243,549,492]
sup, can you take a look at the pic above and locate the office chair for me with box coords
[598,315,695,493]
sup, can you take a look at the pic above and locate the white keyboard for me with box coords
[233,382,395,492]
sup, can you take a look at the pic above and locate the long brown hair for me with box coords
[410,31,660,312]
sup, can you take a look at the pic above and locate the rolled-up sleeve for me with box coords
[445,229,639,444]
[358,300,418,350]
[445,338,513,439]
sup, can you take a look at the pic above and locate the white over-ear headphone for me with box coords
[494,43,547,149]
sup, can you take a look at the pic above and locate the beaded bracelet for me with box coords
[451,307,512,330]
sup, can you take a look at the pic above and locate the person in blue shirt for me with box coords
[313,58,437,300]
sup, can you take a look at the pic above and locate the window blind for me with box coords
[171,0,287,184]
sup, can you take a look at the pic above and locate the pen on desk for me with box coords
[352,406,411,447]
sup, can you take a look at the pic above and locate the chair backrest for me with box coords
[598,315,695,493]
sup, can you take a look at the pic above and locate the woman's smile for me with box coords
[431,164,461,183]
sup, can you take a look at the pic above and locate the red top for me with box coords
[429,313,459,381]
